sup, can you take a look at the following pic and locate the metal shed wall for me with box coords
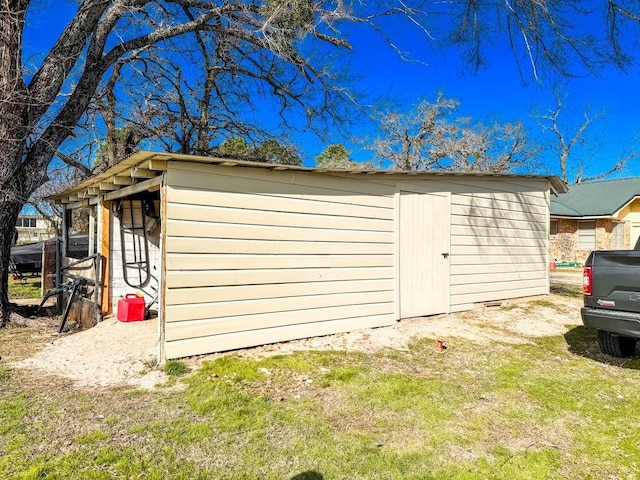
[163,162,398,358]
[162,161,551,359]
[381,176,550,312]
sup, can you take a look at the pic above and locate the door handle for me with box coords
[442,253,449,259]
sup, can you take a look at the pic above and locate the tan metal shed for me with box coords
[51,151,566,360]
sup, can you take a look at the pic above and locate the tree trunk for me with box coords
[0,198,21,327]
[0,159,48,326]
[0,0,30,326]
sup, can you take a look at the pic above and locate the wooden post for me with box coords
[57,206,70,310]
[88,208,96,256]
[158,177,167,363]
[97,199,111,314]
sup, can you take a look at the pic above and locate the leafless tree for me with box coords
[3,1,640,324]
[538,90,640,183]
[438,120,539,174]
[0,0,370,324]
[451,0,640,80]
[86,5,340,166]
[373,95,539,172]
[373,96,459,171]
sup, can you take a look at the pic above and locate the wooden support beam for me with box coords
[130,167,156,179]
[88,207,96,256]
[99,182,119,191]
[104,175,163,201]
[159,180,167,363]
[79,189,99,199]
[148,159,168,171]
[113,175,134,185]
[66,201,84,209]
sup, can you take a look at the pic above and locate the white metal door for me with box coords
[399,191,450,318]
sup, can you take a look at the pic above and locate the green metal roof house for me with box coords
[550,178,640,263]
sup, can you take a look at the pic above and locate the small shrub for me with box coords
[163,360,189,377]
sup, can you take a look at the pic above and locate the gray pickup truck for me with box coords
[581,250,640,357]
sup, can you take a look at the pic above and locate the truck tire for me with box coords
[597,330,637,357]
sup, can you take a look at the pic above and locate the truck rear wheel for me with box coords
[597,330,637,357]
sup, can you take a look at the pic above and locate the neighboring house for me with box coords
[50,151,565,360]
[15,214,56,244]
[550,178,640,264]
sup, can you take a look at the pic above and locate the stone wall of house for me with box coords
[549,219,577,262]
[596,219,614,250]
[549,218,629,265]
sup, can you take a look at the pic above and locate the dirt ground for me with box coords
[5,272,583,390]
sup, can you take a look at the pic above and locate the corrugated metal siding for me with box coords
[164,162,396,359]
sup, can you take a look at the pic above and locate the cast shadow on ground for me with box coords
[564,326,640,370]
[9,302,57,319]
[550,283,582,298]
[290,472,323,480]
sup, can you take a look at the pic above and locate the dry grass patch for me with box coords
[0,318,59,362]
[4,284,640,478]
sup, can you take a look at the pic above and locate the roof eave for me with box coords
[549,177,568,195]
[612,195,640,218]
[48,150,568,204]
[550,214,616,220]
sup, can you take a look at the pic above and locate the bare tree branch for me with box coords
[538,88,638,183]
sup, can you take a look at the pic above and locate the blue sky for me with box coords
[22,1,640,182]
[308,16,640,180]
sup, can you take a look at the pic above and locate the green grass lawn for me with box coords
[2,290,640,479]
[7,276,41,300]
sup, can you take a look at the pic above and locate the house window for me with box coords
[550,220,558,236]
[612,222,626,249]
[16,217,37,228]
[578,221,596,250]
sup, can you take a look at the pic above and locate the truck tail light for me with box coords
[583,267,592,295]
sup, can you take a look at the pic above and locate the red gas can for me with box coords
[117,294,146,322]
